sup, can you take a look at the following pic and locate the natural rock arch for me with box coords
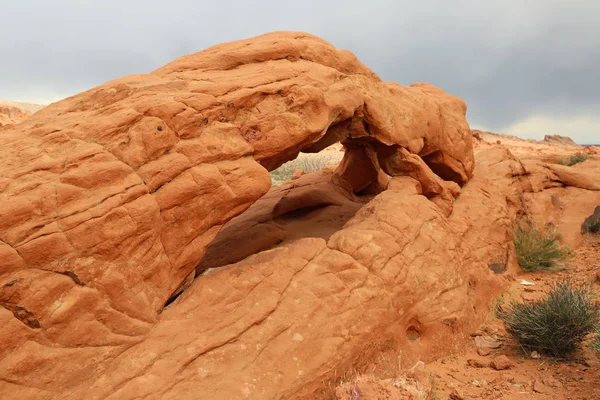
[0,31,472,324]
[0,32,501,400]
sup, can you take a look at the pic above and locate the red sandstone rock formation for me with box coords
[0,32,599,400]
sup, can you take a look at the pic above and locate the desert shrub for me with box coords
[590,327,600,358]
[269,151,343,185]
[498,281,600,358]
[568,152,589,166]
[556,152,589,166]
[514,222,573,271]
[555,156,569,166]
[587,219,600,234]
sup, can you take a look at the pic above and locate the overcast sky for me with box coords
[1,1,599,143]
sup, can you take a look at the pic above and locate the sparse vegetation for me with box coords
[514,221,573,271]
[590,327,600,358]
[587,219,600,234]
[498,281,600,358]
[556,152,589,166]
[269,151,343,185]
[569,152,589,165]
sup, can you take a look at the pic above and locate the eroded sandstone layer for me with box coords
[1,32,598,400]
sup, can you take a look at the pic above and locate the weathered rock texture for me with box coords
[0,32,598,400]
[472,131,600,247]
[196,169,368,275]
[0,100,44,127]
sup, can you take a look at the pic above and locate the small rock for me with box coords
[483,325,501,335]
[543,376,563,388]
[292,332,304,342]
[291,169,305,180]
[449,388,465,400]
[498,303,511,314]
[407,360,429,383]
[530,351,540,359]
[467,359,490,368]
[496,140,501,145]
[471,379,487,387]
[477,347,492,356]
[490,355,511,371]
[533,379,551,394]
[474,335,501,350]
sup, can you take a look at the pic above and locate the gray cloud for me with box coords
[1,0,599,142]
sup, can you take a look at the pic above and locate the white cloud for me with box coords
[501,114,600,144]
[1,0,599,136]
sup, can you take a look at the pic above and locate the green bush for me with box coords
[568,152,589,166]
[514,222,573,271]
[556,152,589,166]
[498,281,600,358]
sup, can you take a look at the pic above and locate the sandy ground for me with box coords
[331,236,600,400]
[425,236,600,400]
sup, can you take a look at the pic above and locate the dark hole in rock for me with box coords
[488,263,507,274]
[406,325,422,342]
[276,204,329,219]
[420,150,465,186]
[488,246,509,274]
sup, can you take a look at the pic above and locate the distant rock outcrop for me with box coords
[543,134,578,146]
[584,145,600,156]
[0,100,44,126]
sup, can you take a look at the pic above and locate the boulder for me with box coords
[490,355,512,371]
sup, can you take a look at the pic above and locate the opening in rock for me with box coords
[419,151,465,185]
[195,140,389,276]
[406,325,422,342]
